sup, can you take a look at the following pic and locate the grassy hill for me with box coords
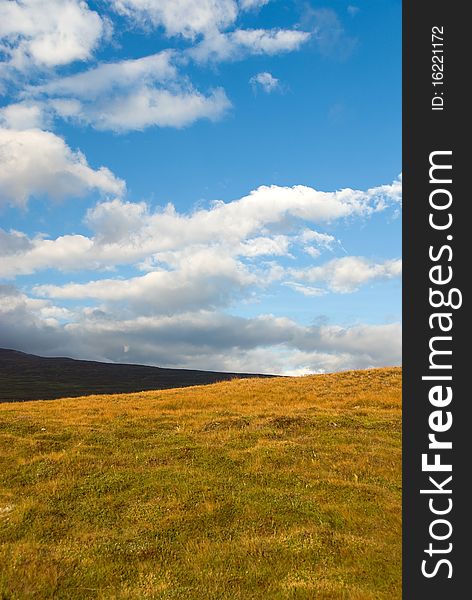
[0,348,272,402]
[0,367,401,599]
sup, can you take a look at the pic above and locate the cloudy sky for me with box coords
[0,0,401,375]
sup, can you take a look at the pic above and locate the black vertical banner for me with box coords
[403,1,468,598]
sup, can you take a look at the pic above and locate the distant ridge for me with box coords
[0,348,274,402]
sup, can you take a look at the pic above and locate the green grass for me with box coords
[0,368,401,599]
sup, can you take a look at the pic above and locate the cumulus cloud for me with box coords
[34,248,255,314]
[0,3,400,376]
[0,285,401,373]
[34,253,402,312]
[10,13,308,133]
[0,228,33,255]
[0,285,75,355]
[250,71,279,93]
[24,51,231,132]
[1,177,401,363]
[291,256,402,293]
[82,86,230,132]
[17,29,307,132]
[0,2,320,134]
[109,0,238,39]
[109,0,273,40]
[0,127,125,207]
[0,176,402,339]
[0,101,46,129]
[85,198,148,244]
[0,0,106,71]
[0,176,402,276]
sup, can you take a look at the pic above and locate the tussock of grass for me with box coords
[0,367,401,599]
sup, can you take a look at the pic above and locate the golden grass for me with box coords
[0,367,401,599]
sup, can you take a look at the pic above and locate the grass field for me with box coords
[0,368,401,599]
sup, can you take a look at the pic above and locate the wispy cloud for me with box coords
[250,71,280,93]
[303,7,357,60]
[347,6,360,18]
[188,28,310,63]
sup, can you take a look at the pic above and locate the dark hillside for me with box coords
[0,348,273,402]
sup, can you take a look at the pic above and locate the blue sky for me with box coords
[0,0,401,374]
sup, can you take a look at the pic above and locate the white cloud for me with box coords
[284,282,326,297]
[239,235,290,257]
[1,177,401,370]
[109,0,272,40]
[0,101,46,129]
[291,256,402,293]
[109,0,276,41]
[190,28,310,62]
[0,0,106,70]
[0,127,125,207]
[85,198,148,243]
[25,51,231,132]
[298,229,337,258]
[231,28,310,54]
[1,178,402,329]
[1,2,315,135]
[299,229,337,246]
[109,0,238,39]
[0,176,402,276]
[0,285,402,373]
[34,253,402,310]
[239,0,269,10]
[14,19,308,132]
[34,248,255,313]
[81,85,230,132]
[0,3,400,377]
[250,71,279,93]
[32,51,177,99]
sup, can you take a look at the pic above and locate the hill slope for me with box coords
[0,348,272,402]
[0,367,401,599]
